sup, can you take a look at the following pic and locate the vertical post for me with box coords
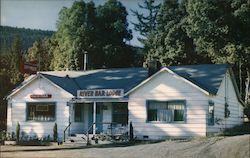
[83,51,88,71]
[93,102,96,135]
[69,102,72,137]
[38,49,41,72]
[239,60,242,96]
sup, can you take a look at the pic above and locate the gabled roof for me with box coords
[6,64,232,99]
[168,64,229,95]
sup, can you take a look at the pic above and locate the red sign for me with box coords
[20,55,37,74]
[30,94,52,99]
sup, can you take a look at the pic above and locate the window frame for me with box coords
[146,100,186,124]
[26,102,56,122]
[208,101,215,126]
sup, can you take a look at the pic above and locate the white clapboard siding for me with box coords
[7,77,72,140]
[207,72,244,133]
[129,71,208,139]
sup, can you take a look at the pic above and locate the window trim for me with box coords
[26,102,56,122]
[146,100,186,124]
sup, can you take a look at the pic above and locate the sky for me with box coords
[1,0,162,47]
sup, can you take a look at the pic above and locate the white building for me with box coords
[6,64,244,141]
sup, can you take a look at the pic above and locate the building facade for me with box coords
[6,64,244,141]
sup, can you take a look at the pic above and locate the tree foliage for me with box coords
[132,0,161,38]
[186,0,250,65]
[144,0,250,101]
[0,35,24,130]
[0,26,54,53]
[27,38,54,71]
[185,0,250,101]
[51,0,134,70]
[145,0,210,66]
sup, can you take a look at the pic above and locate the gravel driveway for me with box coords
[1,135,249,158]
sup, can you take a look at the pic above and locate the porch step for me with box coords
[64,134,88,146]
[75,134,88,140]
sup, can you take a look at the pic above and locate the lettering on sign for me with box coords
[30,94,52,99]
[77,89,124,98]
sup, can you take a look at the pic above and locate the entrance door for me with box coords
[96,103,103,133]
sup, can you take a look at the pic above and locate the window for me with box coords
[75,103,83,122]
[147,100,185,122]
[208,101,214,125]
[112,102,128,125]
[27,102,55,121]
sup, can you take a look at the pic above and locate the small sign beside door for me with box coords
[77,89,124,98]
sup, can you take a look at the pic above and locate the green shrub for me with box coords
[53,123,58,142]
[0,130,6,143]
[222,122,250,136]
[16,122,20,142]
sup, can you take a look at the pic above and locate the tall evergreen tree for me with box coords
[52,1,94,70]
[27,38,54,71]
[145,0,210,66]
[96,0,133,68]
[9,35,24,84]
[51,0,133,70]
[131,0,161,38]
[0,35,24,130]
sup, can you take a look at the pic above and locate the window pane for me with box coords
[27,103,55,121]
[112,102,128,125]
[147,100,185,122]
[148,109,157,121]
[75,104,83,122]
[208,103,214,125]
[174,110,184,121]
[168,101,185,121]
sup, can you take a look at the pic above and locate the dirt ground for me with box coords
[1,135,250,158]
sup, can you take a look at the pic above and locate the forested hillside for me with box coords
[0,26,54,130]
[0,26,54,53]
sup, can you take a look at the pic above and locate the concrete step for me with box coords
[67,137,86,142]
[63,142,87,146]
[75,134,88,139]
[64,135,87,146]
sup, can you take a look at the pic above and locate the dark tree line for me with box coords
[0,35,24,130]
[0,26,54,53]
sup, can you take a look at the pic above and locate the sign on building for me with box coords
[77,89,124,98]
